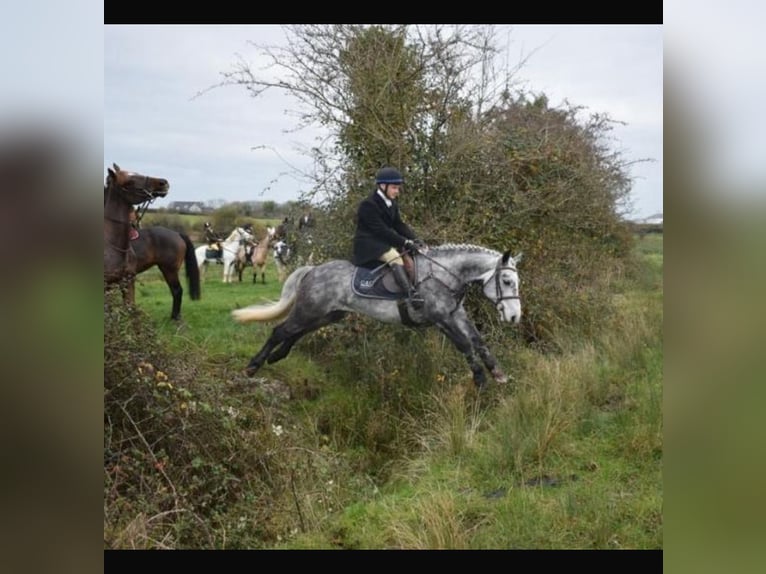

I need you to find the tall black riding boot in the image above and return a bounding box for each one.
[391,264,424,310]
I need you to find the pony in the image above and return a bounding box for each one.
[103,163,169,306]
[232,244,522,389]
[194,227,254,283]
[131,226,201,320]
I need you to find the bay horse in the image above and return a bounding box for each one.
[131,226,201,320]
[232,244,522,389]
[104,163,169,306]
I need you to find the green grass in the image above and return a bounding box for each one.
[134,260,284,362]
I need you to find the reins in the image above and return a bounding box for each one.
[411,247,520,310]
[406,248,468,301]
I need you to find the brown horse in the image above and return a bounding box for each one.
[104,163,169,306]
[131,226,201,320]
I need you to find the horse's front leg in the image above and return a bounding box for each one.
[119,275,137,314]
[451,307,508,384]
[435,318,488,389]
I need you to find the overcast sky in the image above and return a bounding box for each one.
[104,24,663,219]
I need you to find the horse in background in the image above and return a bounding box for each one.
[131,226,201,320]
[239,227,276,283]
[195,226,254,283]
[104,163,169,306]
[272,239,291,282]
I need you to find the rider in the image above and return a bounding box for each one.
[272,217,289,242]
[242,223,255,258]
[203,221,223,252]
[352,166,428,310]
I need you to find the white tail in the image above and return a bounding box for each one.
[231,266,313,323]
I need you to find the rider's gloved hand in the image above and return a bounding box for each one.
[405,238,428,253]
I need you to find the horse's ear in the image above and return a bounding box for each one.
[112,162,121,172]
[501,250,512,265]
[513,252,523,264]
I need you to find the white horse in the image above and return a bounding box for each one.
[195,226,254,283]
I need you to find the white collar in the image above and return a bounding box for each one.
[376,189,392,208]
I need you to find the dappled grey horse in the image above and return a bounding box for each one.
[232,244,522,389]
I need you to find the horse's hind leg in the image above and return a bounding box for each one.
[245,311,347,376]
[266,311,347,364]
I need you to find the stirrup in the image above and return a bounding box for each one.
[409,290,425,310]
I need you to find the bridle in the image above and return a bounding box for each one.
[483,264,521,305]
[103,177,161,253]
[103,177,160,225]
[406,248,520,311]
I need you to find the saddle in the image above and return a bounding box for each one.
[351,254,417,300]
[205,244,223,260]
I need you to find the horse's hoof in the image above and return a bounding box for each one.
[245,363,261,377]
[491,369,508,384]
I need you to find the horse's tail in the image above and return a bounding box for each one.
[181,233,201,300]
[232,265,313,323]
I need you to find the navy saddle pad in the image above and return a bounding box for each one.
[351,266,407,300]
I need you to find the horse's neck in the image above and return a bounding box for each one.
[103,196,131,249]
[426,248,498,283]
[223,230,244,245]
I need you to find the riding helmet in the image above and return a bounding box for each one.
[375,167,404,185]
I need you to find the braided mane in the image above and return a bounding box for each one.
[430,243,501,257]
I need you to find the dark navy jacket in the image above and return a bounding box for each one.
[352,190,417,266]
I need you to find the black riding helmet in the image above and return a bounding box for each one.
[375,166,404,185]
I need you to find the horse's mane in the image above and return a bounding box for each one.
[430,243,501,257]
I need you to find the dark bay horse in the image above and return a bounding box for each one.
[232,244,522,389]
[131,226,201,320]
[104,163,169,306]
